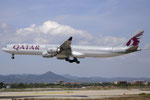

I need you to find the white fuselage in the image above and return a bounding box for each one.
[2,44,129,58]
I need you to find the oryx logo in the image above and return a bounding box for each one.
[126,31,143,46]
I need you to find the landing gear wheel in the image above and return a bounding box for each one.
[11,54,15,59]
[76,61,80,64]
[65,58,69,61]
[66,57,80,64]
[69,61,73,63]
[11,57,15,59]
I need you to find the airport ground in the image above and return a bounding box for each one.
[0,88,150,100]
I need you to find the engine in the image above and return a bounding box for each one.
[47,48,60,54]
[42,48,60,58]
[42,51,55,58]
[47,48,56,54]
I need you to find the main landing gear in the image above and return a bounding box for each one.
[11,54,15,59]
[65,57,80,64]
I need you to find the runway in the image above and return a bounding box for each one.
[0,89,150,99]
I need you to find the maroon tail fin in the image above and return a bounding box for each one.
[126,30,144,47]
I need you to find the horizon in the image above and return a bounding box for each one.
[1,71,150,79]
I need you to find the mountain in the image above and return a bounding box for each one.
[0,71,150,83]
[0,71,72,83]
[62,74,80,80]
[74,77,150,83]
[62,75,150,83]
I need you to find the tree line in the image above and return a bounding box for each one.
[0,82,150,89]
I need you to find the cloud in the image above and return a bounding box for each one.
[0,23,22,45]
[0,20,126,46]
[34,37,48,44]
[17,21,92,38]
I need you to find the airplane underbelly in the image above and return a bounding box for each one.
[84,52,124,58]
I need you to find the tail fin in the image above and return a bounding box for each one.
[126,29,144,47]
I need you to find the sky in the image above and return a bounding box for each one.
[0,0,150,78]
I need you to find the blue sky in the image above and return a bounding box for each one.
[0,0,150,77]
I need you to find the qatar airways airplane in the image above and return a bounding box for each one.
[2,29,144,64]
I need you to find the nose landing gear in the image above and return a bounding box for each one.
[11,54,15,59]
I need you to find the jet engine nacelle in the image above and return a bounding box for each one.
[47,47,60,54]
[47,48,57,54]
[42,51,54,58]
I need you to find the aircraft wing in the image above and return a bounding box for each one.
[57,37,72,57]
[60,37,72,50]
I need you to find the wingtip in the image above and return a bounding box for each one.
[68,37,72,41]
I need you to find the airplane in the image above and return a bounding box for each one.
[2,29,144,64]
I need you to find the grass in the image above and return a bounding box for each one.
[139,93,150,96]
[14,96,150,100]
[12,94,150,100]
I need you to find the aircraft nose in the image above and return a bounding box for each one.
[2,46,7,52]
[2,47,5,51]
